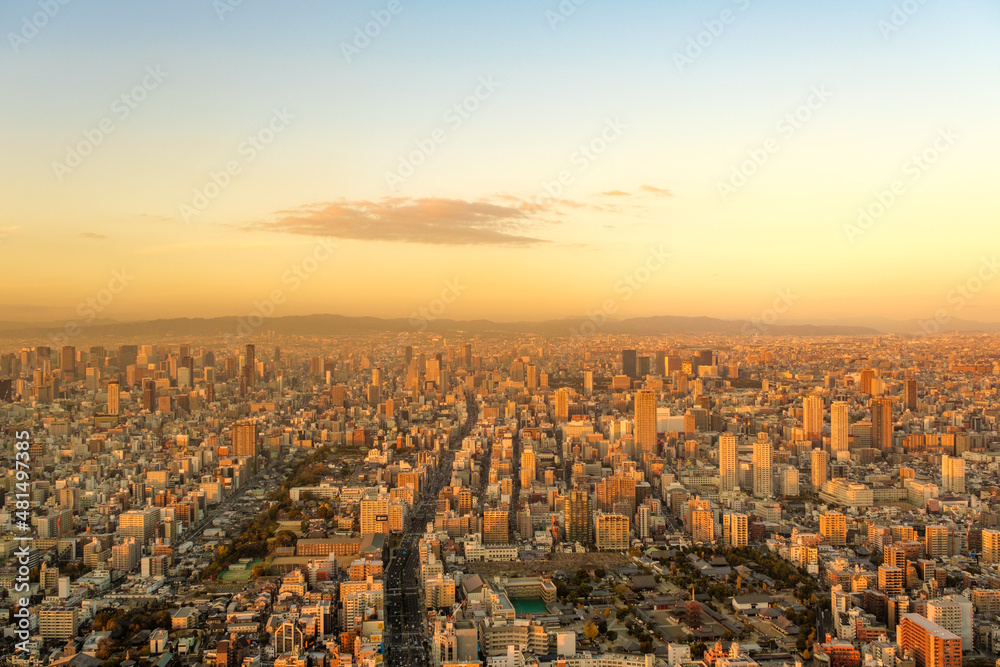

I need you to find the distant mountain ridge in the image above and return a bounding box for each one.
[1,313,998,342]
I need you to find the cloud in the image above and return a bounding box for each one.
[639,185,673,196]
[80,232,107,239]
[599,190,631,196]
[251,197,552,246]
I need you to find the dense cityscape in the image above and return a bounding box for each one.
[1,333,999,667]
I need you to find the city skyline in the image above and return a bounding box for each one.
[2,1,999,323]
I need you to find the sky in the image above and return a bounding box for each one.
[2,0,999,325]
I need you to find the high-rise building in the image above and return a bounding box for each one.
[898,613,962,667]
[820,512,847,546]
[983,529,1000,564]
[691,509,714,543]
[622,349,637,380]
[831,401,849,454]
[118,508,160,545]
[860,368,875,394]
[752,434,772,499]
[244,344,255,388]
[483,509,509,545]
[635,389,657,453]
[520,445,536,488]
[878,564,904,596]
[553,388,569,423]
[719,433,738,493]
[361,499,390,535]
[926,595,973,650]
[941,455,965,494]
[723,513,748,547]
[595,512,629,551]
[781,466,799,497]
[904,378,918,411]
[583,370,593,395]
[803,395,823,440]
[925,524,950,559]
[811,449,828,489]
[107,379,120,415]
[232,422,258,458]
[871,397,893,453]
[564,489,593,545]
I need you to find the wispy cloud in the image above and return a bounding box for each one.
[80,232,107,239]
[250,197,553,246]
[639,185,673,196]
[599,190,631,196]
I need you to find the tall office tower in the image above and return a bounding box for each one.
[982,529,1000,564]
[232,422,258,458]
[483,509,509,545]
[719,433,738,492]
[526,364,537,390]
[622,349,637,379]
[871,397,893,453]
[898,614,962,667]
[553,388,569,423]
[803,394,824,440]
[904,378,918,411]
[360,499,390,535]
[119,345,138,371]
[752,434,773,498]
[595,513,630,551]
[564,489,593,545]
[860,368,875,394]
[107,380,120,415]
[666,354,682,373]
[831,401,849,455]
[426,358,441,386]
[371,367,382,387]
[634,389,657,453]
[142,379,154,411]
[520,445,536,488]
[696,349,713,371]
[636,505,651,539]
[462,343,472,367]
[926,595,973,650]
[273,346,281,364]
[404,345,413,366]
[244,344,255,388]
[723,513,748,547]
[925,524,950,559]
[655,350,667,376]
[941,455,966,494]
[583,370,593,395]
[61,346,75,379]
[820,512,847,546]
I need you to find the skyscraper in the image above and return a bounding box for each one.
[941,455,965,494]
[719,433,738,493]
[107,380,119,415]
[634,389,657,453]
[871,397,893,453]
[244,344,255,388]
[860,368,875,394]
[553,388,569,423]
[723,513,748,547]
[752,434,772,498]
[564,489,593,545]
[811,448,828,489]
[831,401,849,455]
[232,422,258,458]
[61,346,75,379]
[898,614,962,667]
[622,349,637,379]
[904,378,918,411]
[803,394,823,441]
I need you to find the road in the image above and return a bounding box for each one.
[384,390,477,667]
